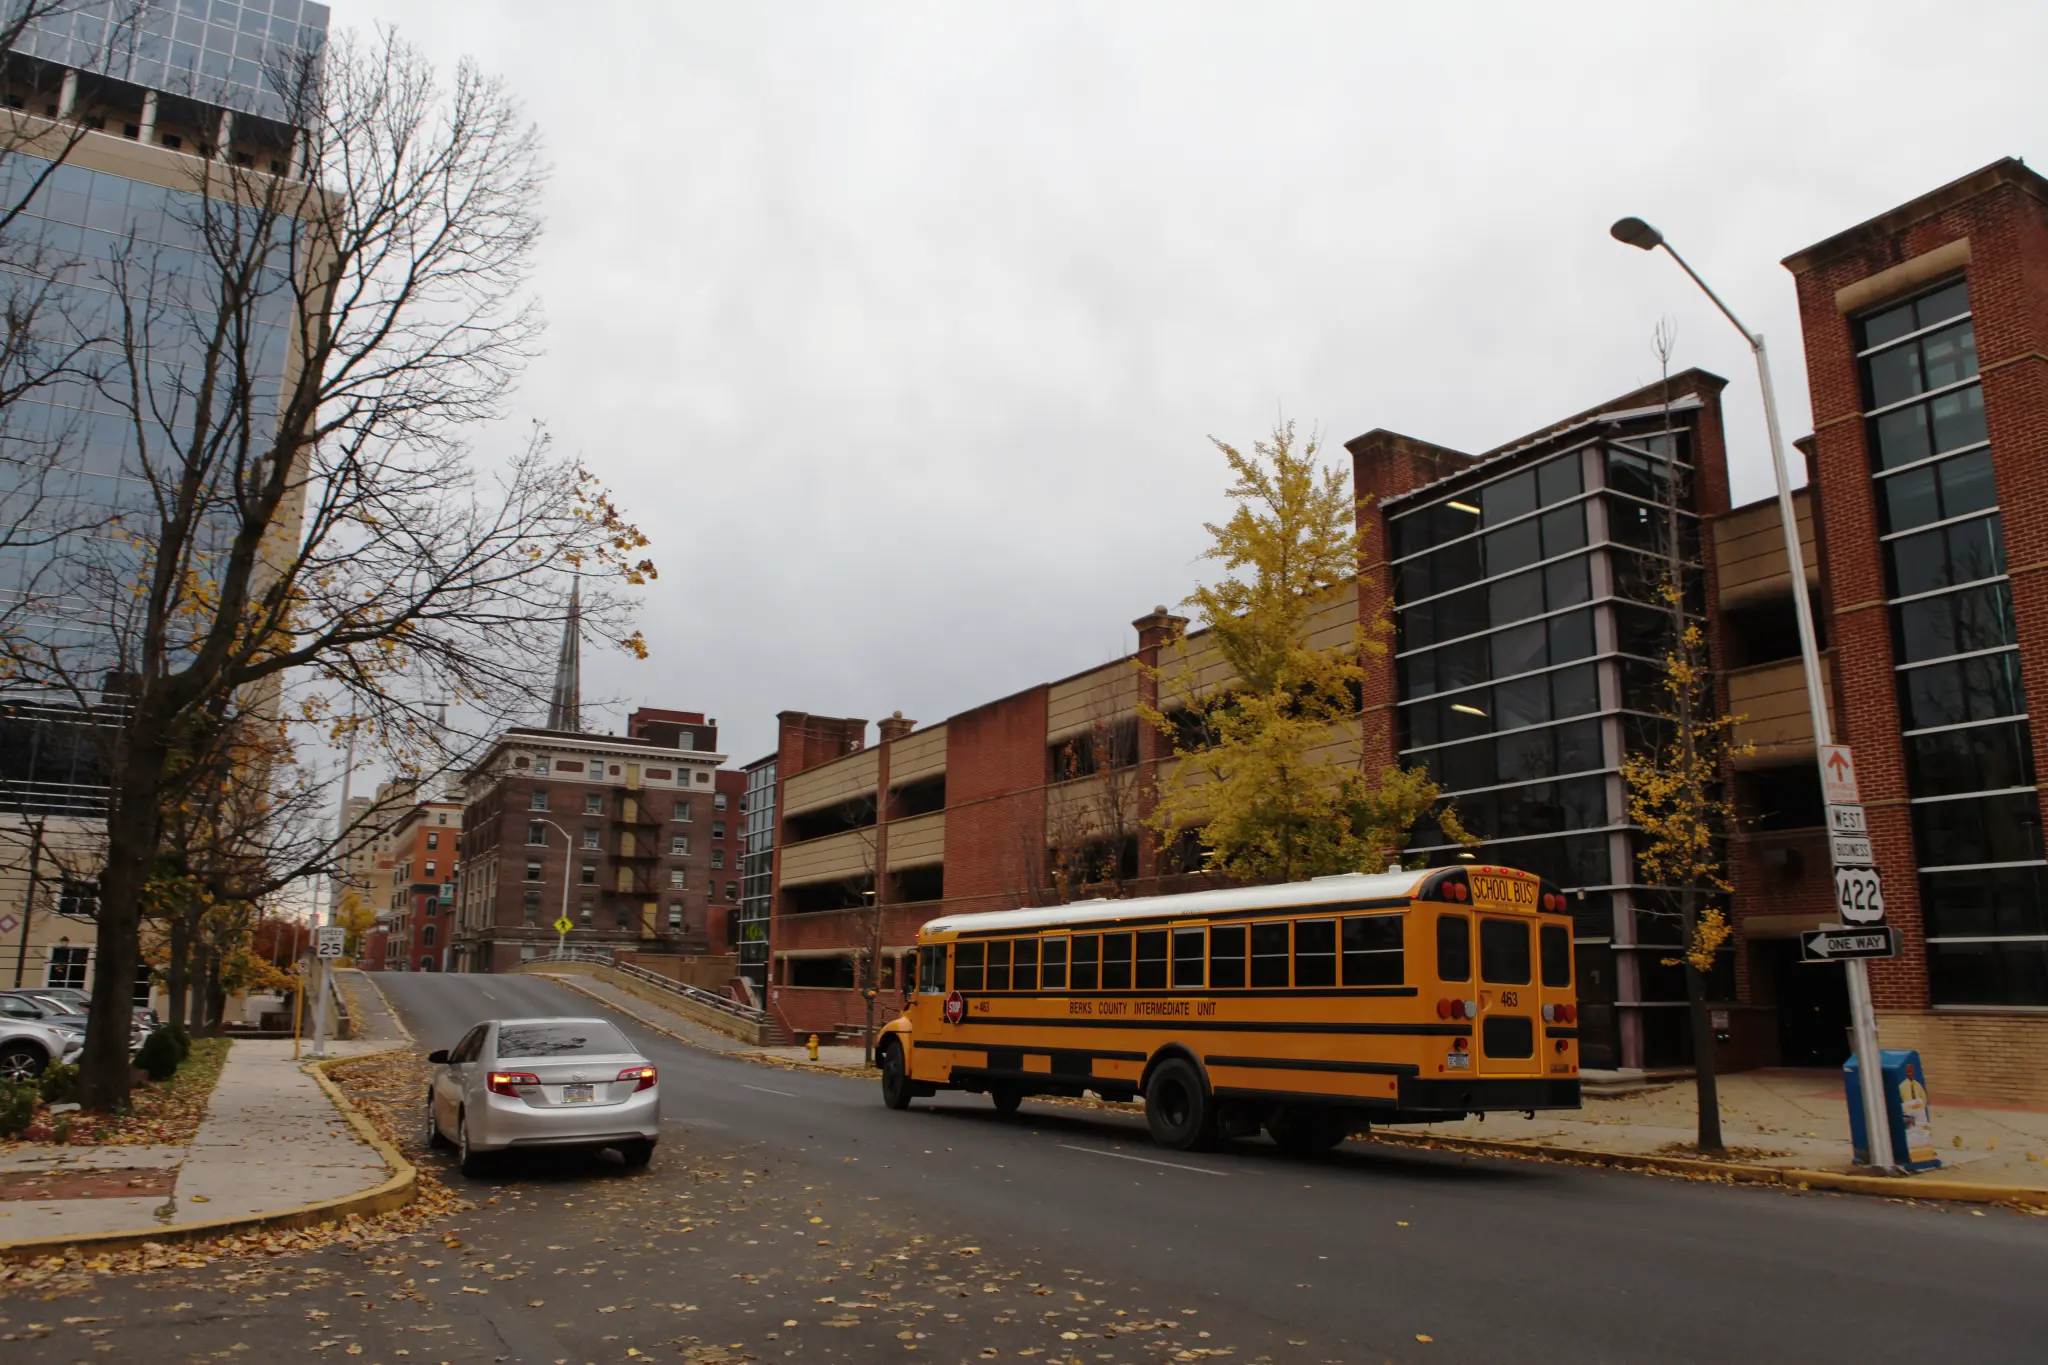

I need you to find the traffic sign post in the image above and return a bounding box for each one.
[312,925,345,1059]
[1802,926,1897,962]
[554,915,573,957]
[1819,745,1860,805]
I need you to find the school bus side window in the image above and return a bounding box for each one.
[1540,923,1572,988]
[1135,930,1169,989]
[987,939,1013,990]
[1042,936,1069,990]
[1209,925,1247,987]
[1072,934,1100,990]
[1171,927,1205,988]
[1342,914,1403,986]
[1102,932,1134,990]
[919,944,945,992]
[1014,936,1039,991]
[1480,919,1531,985]
[1437,914,1471,982]
[955,941,985,991]
[1250,922,1289,987]
[1294,919,1337,987]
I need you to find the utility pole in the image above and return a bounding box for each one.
[12,816,44,988]
[1611,216,1897,1172]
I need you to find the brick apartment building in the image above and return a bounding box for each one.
[757,159,2048,1103]
[378,796,463,972]
[449,708,746,973]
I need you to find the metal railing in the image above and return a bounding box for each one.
[534,947,766,1023]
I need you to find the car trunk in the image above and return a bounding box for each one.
[496,1052,646,1107]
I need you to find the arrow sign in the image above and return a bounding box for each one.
[1802,926,1897,962]
[1819,744,1860,805]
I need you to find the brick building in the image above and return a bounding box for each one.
[379,796,463,972]
[759,159,2048,1102]
[449,708,744,973]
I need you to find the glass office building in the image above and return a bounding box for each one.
[1387,401,1711,1067]
[0,2,325,816]
[1854,279,2046,1006]
[738,756,776,993]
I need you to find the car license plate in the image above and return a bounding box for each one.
[562,1083,594,1103]
[1446,1052,1471,1070]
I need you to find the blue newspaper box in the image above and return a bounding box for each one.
[1843,1049,1941,1172]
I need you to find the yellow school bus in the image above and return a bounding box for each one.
[876,864,1581,1151]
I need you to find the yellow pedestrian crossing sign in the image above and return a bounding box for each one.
[553,916,574,935]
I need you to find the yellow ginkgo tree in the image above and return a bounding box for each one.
[1143,420,1469,885]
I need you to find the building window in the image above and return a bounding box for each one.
[726,881,739,901]
[668,903,684,930]
[530,790,549,811]
[422,924,436,947]
[712,849,724,868]
[586,756,606,779]
[671,834,690,855]
[527,822,546,845]
[617,903,634,929]
[714,792,728,811]
[585,793,603,814]
[580,863,597,885]
[46,945,89,989]
[525,860,542,882]
[579,901,593,924]
[675,800,692,822]
[57,878,98,920]
[696,771,710,785]
[582,827,601,849]
[522,892,540,925]
[427,832,439,849]
[712,821,726,840]
[533,755,550,775]
[1857,279,2047,1006]
[670,868,686,888]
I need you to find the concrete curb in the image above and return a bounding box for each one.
[542,974,875,1079]
[0,1049,420,1263]
[1368,1130,2048,1207]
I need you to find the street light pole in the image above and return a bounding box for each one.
[1610,217,1896,1173]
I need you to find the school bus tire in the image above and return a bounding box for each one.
[1144,1055,1219,1151]
[1267,1104,1351,1155]
[879,1038,915,1110]
[989,1083,1026,1115]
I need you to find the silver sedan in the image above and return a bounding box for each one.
[426,1016,660,1175]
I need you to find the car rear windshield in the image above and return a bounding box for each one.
[496,1022,631,1058]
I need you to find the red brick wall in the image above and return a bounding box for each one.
[1785,162,2048,1012]
[942,686,1050,908]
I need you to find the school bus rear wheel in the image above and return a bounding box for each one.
[989,1083,1026,1115]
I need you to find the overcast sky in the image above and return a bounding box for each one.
[342,0,2048,770]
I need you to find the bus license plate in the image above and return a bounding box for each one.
[1446,1053,1470,1070]
[562,1083,594,1103]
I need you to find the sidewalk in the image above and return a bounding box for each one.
[533,971,874,1070]
[1379,1067,2048,1190]
[0,1039,398,1249]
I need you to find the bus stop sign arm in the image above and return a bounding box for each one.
[1609,216,1896,1174]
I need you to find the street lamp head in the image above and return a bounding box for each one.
[1610,216,1664,251]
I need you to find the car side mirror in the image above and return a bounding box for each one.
[426,1049,450,1064]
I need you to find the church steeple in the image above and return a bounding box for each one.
[546,575,581,732]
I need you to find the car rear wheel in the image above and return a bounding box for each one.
[457,1109,492,1177]
[879,1040,914,1110]
[426,1091,452,1149]
[1144,1057,1217,1151]
[0,1042,47,1081]
[618,1139,654,1168]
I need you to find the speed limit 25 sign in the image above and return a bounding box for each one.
[1833,866,1886,925]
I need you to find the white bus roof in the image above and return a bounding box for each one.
[919,869,1438,938]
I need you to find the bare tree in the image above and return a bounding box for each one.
[1047,666,1143,902]
[0,30,654,1110]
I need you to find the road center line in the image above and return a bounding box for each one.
[1056,1143,1229,1176]
[740,1083,799,1097]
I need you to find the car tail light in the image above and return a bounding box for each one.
[487,1071,538,1096]
[617,1065,657,1092]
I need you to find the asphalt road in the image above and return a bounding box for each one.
[6,970,2045,1364]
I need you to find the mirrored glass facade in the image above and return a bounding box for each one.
[739,757,776,991]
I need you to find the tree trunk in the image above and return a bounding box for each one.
[206,953,226,1033]
[1683,888,1724,1155]
[166,913,190,1033]
[78,749,167,1110]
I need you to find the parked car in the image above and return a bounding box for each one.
[0,992,147,1052]
[426,1017,659,1176]
[33,987,159,1033]
[0,1015,84,1080]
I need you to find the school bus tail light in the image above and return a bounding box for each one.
[1542,1003,1577,1024]
[1437,997,1479,1020]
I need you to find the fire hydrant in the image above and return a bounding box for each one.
[807,1033,820,1061]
